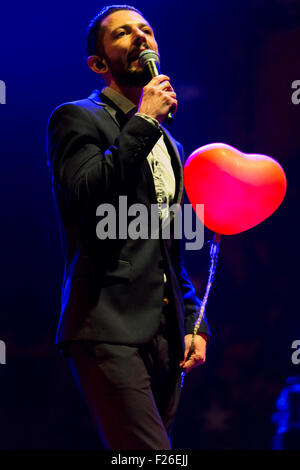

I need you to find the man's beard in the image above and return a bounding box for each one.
[105,55,150,87]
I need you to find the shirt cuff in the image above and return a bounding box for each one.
[134,112,160,128]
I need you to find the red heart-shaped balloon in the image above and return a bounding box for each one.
[184,143,287,235]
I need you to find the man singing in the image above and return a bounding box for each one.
[47,5,211,450]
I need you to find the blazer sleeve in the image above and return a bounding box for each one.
[47,103,162,218]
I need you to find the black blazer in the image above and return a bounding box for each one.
[47,89,211,359]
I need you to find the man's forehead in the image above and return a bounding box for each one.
[102,9,151,31]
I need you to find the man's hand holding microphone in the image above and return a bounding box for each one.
[137,50,177,124]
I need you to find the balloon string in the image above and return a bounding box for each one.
[181,232,221,388]
[193,232,220,336]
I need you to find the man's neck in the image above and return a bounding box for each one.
[108,80,143,106]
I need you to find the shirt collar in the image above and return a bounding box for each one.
[101,86,137,116]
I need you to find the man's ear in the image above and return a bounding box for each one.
[87,55,108,74]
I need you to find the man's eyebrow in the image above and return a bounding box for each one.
[111,23,153,35]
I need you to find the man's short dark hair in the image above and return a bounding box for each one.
[86,5,143,58]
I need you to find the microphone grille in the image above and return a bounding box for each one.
[138,49,160,67]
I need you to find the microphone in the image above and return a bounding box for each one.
[138,49,174,124]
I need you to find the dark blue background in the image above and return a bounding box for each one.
[0,0,299,449]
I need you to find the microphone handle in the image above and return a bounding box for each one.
[145,60,174,124]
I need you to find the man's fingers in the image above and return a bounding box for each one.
[179,344,192,368]
[179,348,193,369]
[182,354,205,373]
[151,74,170,84]
[150,75,175,92]
[179,350,188,367]
[158,82,174,93]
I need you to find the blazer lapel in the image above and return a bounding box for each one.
[89,89,128,129]
[161,126,184,207]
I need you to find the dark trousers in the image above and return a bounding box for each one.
[66,307,182,450]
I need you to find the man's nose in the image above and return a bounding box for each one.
[133,27,147,44]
